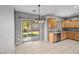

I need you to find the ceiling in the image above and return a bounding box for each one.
[14,5,79,18]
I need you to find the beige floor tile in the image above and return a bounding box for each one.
[16,40,79,54]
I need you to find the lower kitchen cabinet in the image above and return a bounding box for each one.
[61,32,67,40]
[61,32,79,41]
[68,32,74,39]
[73,32,79,40]
[48,32,57,43]
[65,32,71,39]
[48,32,79,43]
[66,32,74,39]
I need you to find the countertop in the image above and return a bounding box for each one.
[49,30,79,34]
[62,31,79,32]
[49,31,61,33]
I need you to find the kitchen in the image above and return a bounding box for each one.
[48,16,79,43]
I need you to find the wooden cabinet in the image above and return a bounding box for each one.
[61,32,67,40]
[76,21,79,28]
[73,32,79,40]
[70,21,75,28]
[48,32,57,43]
[71,20,79,28]
[49,32,79,42]
[48,18,57,29]
[69,32,74,39]
[61,32,79,41]
[61,20,65,28]
[61,20,71,28]
[65,20,71,28]
[61,32,72,40]
[61,20,79,28]
[66,32,75,39]
[61,20,79,41]
[65,32,70,39]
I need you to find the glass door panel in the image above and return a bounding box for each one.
[22,20,32,42]
[31,20,40,41]
[22,19,40,42]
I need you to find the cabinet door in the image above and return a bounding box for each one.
[77,21,79,28]
[65,32,73,39]
[65,20,71,28]
[48,18,57,29]
[61,20,65,28]
[48,32,54,43]
[61,32,67,40]
[70,20,79,28]
[75,21,79,28]
[69,32,74,39]
[71,20,76,28]
[61,20,71,28]
[74,32,79,40]
[65,32,70,39]
[62,20,79,28]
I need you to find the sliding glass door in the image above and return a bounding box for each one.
[22,20,32,42]
[31,20,40,41]
[22,19,40,42]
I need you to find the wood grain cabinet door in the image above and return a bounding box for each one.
[70,20,75,28]
[65,32,73,39]
[70,20,79,28]
[72,21,78,28]
[65,32,70,39]
[61,33,64,40]
[61,20,65,28]
[61,32,67,40]
[48,18,57,29]
[62,20,79,28]
[65,20,71,28]
[75,21,79,28]
[77,33,79,40]
[74,32,79,40]
[61,20,71,28]
[69,32,74,39]
[48,32,55,43]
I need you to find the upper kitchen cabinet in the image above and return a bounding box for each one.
[61,20,71,28]
[71,20,79,28]
[61,20,79,28]
[48,18,57,29]
[61,20,65,28]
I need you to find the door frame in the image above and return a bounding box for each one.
[21,18,40,43]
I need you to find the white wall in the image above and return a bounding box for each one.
[0,6,15,53]
[15,15,21,45]
[44,17,48,41]
[40,23,44,41]
[67,16,79,20]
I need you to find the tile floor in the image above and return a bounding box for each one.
[16,39,79,54]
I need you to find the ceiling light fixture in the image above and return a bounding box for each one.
[35,5,45,23]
